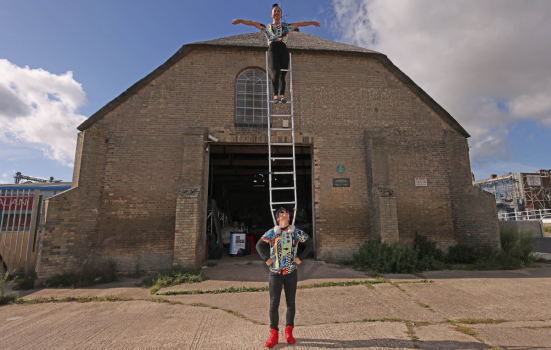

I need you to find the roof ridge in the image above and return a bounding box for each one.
[192,31,383,55]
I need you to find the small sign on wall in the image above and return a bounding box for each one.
[415,177,427,186]
[333,178,350,187]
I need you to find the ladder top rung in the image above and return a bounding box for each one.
[270,128,293,131]
[271,201,296,205]
[271,187,295,190]
[273,171,294,175]
[270,143,293,146]
[271,157,294,160]
[280,69,290,71]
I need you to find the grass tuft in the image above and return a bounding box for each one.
[0,271,18,305]
[458,318,507,324]
[141,266,204,294]
[17,295,132,304]
[454,325,477,337]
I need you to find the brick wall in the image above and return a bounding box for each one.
[36,45,500,277]
[36,126,108,280]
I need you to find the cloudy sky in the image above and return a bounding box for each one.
[1,0,549,184]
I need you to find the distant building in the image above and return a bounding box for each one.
[473,170,551,214]
[0,182,72,199]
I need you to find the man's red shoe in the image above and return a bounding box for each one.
[265,329,279,348]
[285,326,296,344]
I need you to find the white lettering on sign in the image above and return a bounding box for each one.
[0,197,33,210]
[415,178,427,187]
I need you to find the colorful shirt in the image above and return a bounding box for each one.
[260,22,295,45]
[261,226,309,275]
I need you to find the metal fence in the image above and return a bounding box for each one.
[0,189,41,276]
[498,208,551,221]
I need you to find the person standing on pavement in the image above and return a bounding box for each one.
[256,207,313,348]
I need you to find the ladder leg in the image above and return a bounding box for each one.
[267,51,298,227]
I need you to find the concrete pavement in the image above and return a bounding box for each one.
[2,261,551,349]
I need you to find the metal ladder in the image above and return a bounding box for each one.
[266,52,297,226]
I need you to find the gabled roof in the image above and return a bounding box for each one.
[77,32,469,137]
[194,31,382,55]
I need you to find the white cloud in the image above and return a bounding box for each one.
[2,173,6,178]
[331,0,551,162]
[0,59,87,166]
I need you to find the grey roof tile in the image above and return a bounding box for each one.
[193,31,383,55]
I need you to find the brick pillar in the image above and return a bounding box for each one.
[173,127,208,267]
[365,131,399,242]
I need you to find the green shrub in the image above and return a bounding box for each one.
[141,266,204,293]
[0,272,18,305]
[413,235,446,270]
[13,272,36,291]
[46,259,117,288]
[500,226,534,262]
[352,225,536,274]
[353,238,418,274]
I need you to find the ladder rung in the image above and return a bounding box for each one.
[271,187,295,190]
[273,172,294,175]
[270,114,292,117]
[270,128,293,131]
[270,143,293,146]
[271,157,294,160]
[280,69,290,72]
[271,201,295,205]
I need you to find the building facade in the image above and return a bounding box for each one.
[35,32,499,279]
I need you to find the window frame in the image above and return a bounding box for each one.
[234,68,270,128]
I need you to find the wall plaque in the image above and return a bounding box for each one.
[415,177,427,186]
[333,178,350,187]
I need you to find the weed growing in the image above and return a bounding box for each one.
[13,272,36,291]
[352,227,536,274]
[158,280,385,296]
[141,266,204,294]
[16,295,132,305]
[458,318,507,324]
[0,272,18,305]
[45,259,117,288]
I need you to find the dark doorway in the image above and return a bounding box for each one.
[207,144,313,258]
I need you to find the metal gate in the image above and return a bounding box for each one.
[0,189,42,276]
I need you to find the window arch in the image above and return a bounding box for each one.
[235,69,269,126]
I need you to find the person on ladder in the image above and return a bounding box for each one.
[232,3,320,104]
[256,207,313,347]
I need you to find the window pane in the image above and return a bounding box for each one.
[235,69,268,125]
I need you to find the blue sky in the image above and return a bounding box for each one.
[1,0,550,184]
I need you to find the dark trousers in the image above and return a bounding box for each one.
[269,270,297,331]
[267,42,289,96]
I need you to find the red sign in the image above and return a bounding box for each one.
[0,196,34,210]
[525,205,534,211]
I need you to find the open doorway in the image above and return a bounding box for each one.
[206,144,313,261]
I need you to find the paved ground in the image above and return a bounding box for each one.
[533,237,551,254]
[2,259,551,349]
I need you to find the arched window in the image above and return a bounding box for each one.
[235,69,269,126]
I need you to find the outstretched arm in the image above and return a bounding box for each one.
[232,19,264,30]
[292,21,321,31]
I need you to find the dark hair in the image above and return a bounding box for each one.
[275,207,289,219]
[272,3,279,9]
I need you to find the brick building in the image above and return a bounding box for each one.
[35,32,499,279]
